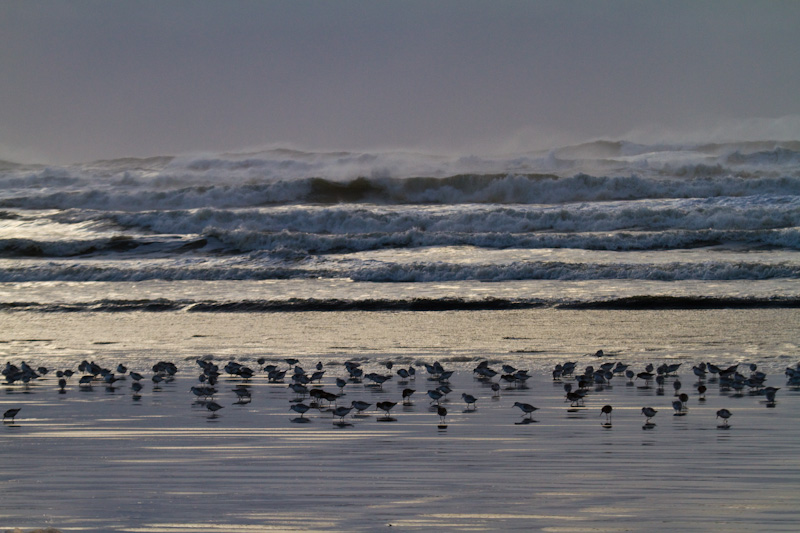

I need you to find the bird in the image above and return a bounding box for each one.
[462,393,478,410]
[402,388,415,405]
[290,403,311,419]
[764,387,780,406]
[350,400,371,415]
[641,407,658,424]
[376,401,397,418]
[513,402,538,420]
[3,408,21,422]
[58,377,67,392]
[716,408,732,427]
[205,402,223,415]
[600,404,613,423]
[491,382,501,397]
[232,385,251,403]
[672,399,686,415]
[437,406,447,424]
[697,384,707,401]
[427,389,444,405]
[332,406,352,423]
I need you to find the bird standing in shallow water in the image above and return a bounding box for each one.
[332,406,352,424]
[641,407,658,424]
[402,388,415,405]
[697,384,707,401]
[462,393,477,410]
[290,403,311,419]
[716,408,732,427]
[350,400,371,415]
[764,387,779,406]
[600,405,613,424]
[438,406,447,424]
[376,401,397,419]
[513,402,538,420]
[3,408,20,422]
[205,402,223,416]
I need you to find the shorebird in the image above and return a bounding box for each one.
[402,388,416,405]
[438,406,447,424]
[641,407,658,424]
[205,401,223,415]
[191,385,216,401]
[376,401,397,418]
[350,400,371,415]
[427,389,444,405]
[765,387,780,406]
[716,408,732,427]
[491,382,501,397]
[58,377,67,392]
[336,377,348,394]
[232,385,251,403]
[3,408,20,422]
[600,404,613,423]
[332,406,352,423]
[513,402,538,420]
[461,393,477,410]
[290,402,311,419]
[697,384,707,401]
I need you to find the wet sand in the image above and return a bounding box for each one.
[2,359,799,532]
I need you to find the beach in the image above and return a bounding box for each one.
[2,308,800,532]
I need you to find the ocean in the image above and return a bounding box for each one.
[1,139,799,314]
[2,140,800,531]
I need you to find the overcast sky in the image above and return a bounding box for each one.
[1,1,799,164]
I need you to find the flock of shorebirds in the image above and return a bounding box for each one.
[3,353,797,430]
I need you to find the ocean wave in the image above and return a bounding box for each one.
[3,226,798,259]
[2,295,797,313]
[66,194,800,237]
[1,173,798,209]
[0,236,209,258]
[1,259,797,283]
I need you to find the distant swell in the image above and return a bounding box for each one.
[2,173,800,210]
[1,260,798,282]
[3,296,798,313]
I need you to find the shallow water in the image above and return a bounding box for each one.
[2,309,799,532]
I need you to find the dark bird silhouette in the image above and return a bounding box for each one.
[600,404,613,423]
[402,388,416,405]
[3,408,21,422]
[641,407,658,424]
[205,402,223,415]
[716,408,732,427]
[438,406,447,424]
[513,402,538,420]
[376,401,397,418]
[461,393,478,410]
